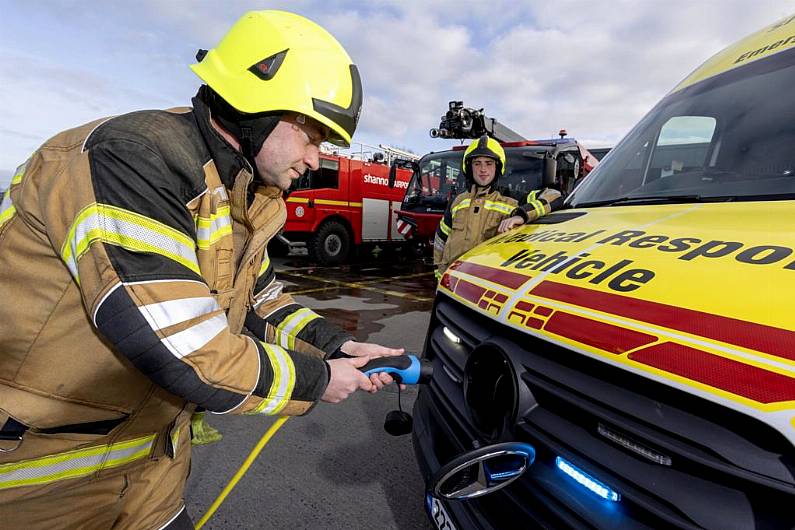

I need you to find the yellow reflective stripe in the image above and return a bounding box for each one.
[275,307,321,350]
[170,427,180,457]
[11,159,28,186]
[526,190,539,203]
[195,205,232,250]
[0,434,156,490]
[61,203,199,283]
[0,159,28,228]
[249,344,296,415]
[483,200,514,215]
[529,199,545,218]
[258,253,271,278]
[286,198,362,207]
[451,199,471,217]
[315,199,360,207]
[439,220,451,236]
[0,193,15,227]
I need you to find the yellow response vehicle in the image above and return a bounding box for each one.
[413,14,795,530]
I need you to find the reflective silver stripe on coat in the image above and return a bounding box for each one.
[0,434,156,490]
[529,199,545,218]
[0,191,15,227]
[61,203,199,282]
[248,343,295,415]
[0,159,27,227]
[138,297,220,331]
[483,200,515,215]
[196,205,232,250]
[161,314,228,359]
[275,308,321,350]
[451,199,471,217]
[434,233,446,253]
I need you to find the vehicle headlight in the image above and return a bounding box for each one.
[443,326,461,344]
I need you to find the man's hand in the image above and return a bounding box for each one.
[340,340,405,391]
[498,215,525,233]
[321,357,373,403]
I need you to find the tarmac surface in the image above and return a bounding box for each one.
[186,250,438,529]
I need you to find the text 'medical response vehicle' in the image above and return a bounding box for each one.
[413,13,795,530]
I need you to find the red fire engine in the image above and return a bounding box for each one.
[275,145,417,265]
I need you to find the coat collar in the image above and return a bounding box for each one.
[191,95,252,190]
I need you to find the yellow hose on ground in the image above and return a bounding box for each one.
[195,416,290,529]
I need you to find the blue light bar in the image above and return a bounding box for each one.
[556,457,620,502]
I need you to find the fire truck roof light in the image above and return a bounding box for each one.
[556,457,620,502]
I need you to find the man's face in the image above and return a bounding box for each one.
[255,113,329,191]
[471,156,497,187]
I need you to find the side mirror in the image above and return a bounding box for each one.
[389,160,420,188]
[543,154,558,188]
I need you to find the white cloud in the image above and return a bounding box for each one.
[1,0,793,172]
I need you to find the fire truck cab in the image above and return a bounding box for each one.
[278,147,416,265]
[396,137,599,252]
[393,102,600,253]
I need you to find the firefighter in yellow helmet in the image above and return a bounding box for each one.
[433,135,563,280]
[0,11,402,529]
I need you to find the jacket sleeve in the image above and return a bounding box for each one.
[433,199,455,279]
[512,188,563,223]
[57,138,328,417]
[244,250,355,359]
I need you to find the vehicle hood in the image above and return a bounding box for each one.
[438,202,795,444]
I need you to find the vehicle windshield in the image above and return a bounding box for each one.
[402,147,547,212]
[568,47,795,208]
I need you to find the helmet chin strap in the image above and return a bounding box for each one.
[199,86,281,182]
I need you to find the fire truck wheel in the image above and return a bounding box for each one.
[309,221,350,265]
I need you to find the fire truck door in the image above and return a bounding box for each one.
[362,198,389,240]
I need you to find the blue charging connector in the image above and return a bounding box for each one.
[359,354,433,385]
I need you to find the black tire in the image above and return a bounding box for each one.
[308,221,350,265]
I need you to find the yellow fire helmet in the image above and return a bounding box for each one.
[463,135,507,179]
[190,10,362,147]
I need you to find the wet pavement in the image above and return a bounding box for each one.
[186,252,438,529]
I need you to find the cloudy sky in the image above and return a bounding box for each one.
[1,0,793,186]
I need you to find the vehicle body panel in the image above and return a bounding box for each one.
[438,203,795,445]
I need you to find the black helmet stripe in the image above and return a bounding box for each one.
[312,65,362,138]
[466,136,501,162]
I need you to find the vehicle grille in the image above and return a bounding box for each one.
[423,293,795,529]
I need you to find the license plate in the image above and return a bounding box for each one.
[429,496,458,530]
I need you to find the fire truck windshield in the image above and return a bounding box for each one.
[402,147,547,213]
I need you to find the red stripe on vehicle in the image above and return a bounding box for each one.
[532,280,795,361]
[544,312,657,354]
[449,262,532,289]
[440,273,458,292]
[629,343,795,404]
[453,279,487,306]
[516,301,535,312]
